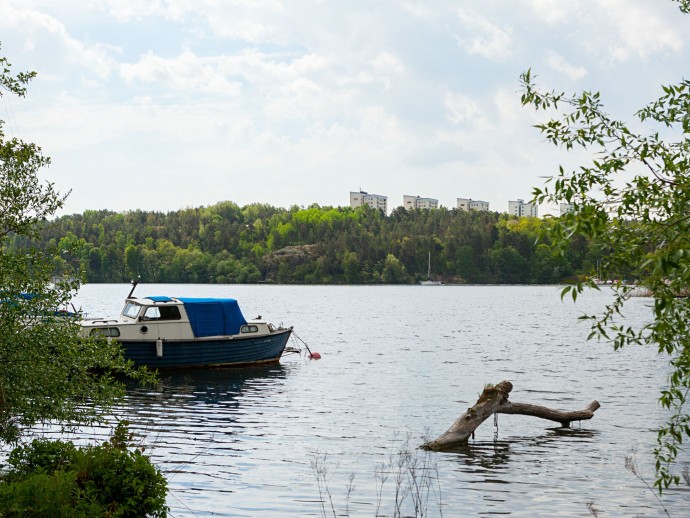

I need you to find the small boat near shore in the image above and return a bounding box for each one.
[80,284,292,369]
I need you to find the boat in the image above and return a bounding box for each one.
[420,251,443,286]
[80,285,292,369]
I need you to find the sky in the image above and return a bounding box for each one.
[0,0,688,216]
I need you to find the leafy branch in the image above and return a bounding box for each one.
[521,43,690,491]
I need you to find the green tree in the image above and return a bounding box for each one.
[382,254,410,283]
[124,243,144,279]
[531,243,570,284]
[0,48,150,443]
[342,250,360,283]
[24,184,598,285]
[520,0,690,490]
[488,245,528,284]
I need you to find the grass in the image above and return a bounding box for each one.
[311,435,443,518]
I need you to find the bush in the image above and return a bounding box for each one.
[4,438,78,482]
[0,470,103,517]
[0,422,168,517]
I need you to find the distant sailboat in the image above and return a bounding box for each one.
[420,251,443,286]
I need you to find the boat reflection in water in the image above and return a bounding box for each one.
[119,364,291,507]
[124,363,289,421]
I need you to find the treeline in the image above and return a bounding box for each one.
[11,201,601,284]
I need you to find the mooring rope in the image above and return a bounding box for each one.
[291,331,320,359]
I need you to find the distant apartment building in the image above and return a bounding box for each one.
[508,199,538,217]
[457,198,490,212]
[559,203,574,215]
[403,195,439,210]
[350,190,388,213]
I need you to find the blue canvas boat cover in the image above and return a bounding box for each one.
[178,297,248,337]
[146,296,173,302]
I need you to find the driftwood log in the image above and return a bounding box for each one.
[423,381,600,451]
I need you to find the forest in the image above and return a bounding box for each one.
[9,201,604,284]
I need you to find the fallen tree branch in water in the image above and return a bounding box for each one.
[422,380,600,452]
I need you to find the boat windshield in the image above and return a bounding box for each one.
[122,302,141,319]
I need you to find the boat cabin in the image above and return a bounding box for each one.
[81,296,274,342]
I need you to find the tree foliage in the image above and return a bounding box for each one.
[22,203,607,285]
[520,1,690,491]
[0,47,151,443]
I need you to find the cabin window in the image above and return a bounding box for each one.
[122,303,141,319]
[90,327,121,338]
[159,306,181,320]
[142,306,181,321]
[240,325,259,333]
[142,307,160,320]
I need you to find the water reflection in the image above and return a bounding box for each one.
[121,364,290,436]
[112,364,294,514]
[445,441,514,471]
[446,428,600,472]
[130,364,288,403]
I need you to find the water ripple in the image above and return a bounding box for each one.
[63,284,690,517]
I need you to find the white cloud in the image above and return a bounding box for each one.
[602,0,683,61]
[98,0,169,22]
[529,0,571,24]
[119,50,242,95]
[371,51,404,76]
[368,51,404,90]
[1,0,689,215]
[546,51,588,81]
[527,0,683,63]
[0,3,115,80]
[444,92,480,125]
[455,8,514,61]
[403,3,434,19]
[193,0,287,44]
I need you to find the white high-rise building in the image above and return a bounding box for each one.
[508,199,538,217]
[350,190,388,213]
[559,203,574,215]
[457,198,490,211]
[403,195,439,210]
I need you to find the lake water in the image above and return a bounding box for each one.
[65,284,689,516]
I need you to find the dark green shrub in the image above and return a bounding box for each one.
[0,422,168,517]
[73,422,168,517]
[4,438,77,482]
[0,470,102,517]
